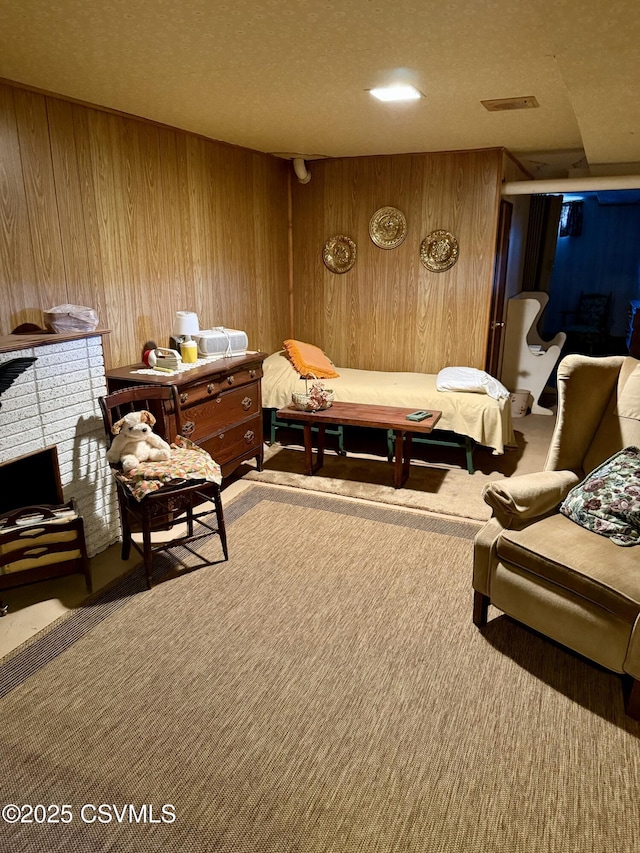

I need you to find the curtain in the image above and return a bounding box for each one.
[559,201,583,237]
[522,194,563,292]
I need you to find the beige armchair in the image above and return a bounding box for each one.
[473,354,640,717]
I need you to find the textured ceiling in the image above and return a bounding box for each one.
[1,0,639,178]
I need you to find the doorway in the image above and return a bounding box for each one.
[521,191,640,356]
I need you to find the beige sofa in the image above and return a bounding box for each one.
[473,354,640,717]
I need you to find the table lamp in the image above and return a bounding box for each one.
[173,311,199,345]
[172,311,200,364]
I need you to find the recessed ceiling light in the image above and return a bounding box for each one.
[369,85,422,103]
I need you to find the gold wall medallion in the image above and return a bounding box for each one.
[322,235,357,273]
[369,206,407,249]
[420,230,459,271]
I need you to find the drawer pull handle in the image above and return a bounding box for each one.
[244,430,255,444]
[218,433,225,440]
[207,383,215,394]
[180,392,189,404]
[226,375,235,385]
[241,396,252,411]
[182,421,195,437]
[249,369,256,378]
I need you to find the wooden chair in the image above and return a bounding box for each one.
[99,384,228,589]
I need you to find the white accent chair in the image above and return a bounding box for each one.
[501,292,566,415]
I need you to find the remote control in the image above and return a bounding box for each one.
[406,410,432,422]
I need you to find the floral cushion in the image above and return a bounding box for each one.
[115,436,222,502]
[560,447,640,546]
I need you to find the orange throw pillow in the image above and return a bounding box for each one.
[283,340,339,379]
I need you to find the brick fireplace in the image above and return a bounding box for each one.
[0,333,120,557]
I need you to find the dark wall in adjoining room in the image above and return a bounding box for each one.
[545,194,640,339]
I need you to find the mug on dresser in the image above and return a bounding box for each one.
[180,340,198,364]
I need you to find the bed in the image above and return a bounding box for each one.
[262,351,516,473]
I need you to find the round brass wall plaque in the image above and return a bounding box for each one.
[420,230,459,271]
[369,206,407,249]
[322,234,357,273]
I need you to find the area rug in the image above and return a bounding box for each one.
[244,444,495,520]
[241,415,555,522]
[2,484,639,853]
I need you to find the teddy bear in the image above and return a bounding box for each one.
[106,409,172,473]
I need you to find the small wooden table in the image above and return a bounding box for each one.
[276,402,442,489]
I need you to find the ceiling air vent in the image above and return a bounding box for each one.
[481,96,539,111]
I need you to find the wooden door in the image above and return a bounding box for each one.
[485,200,512,377]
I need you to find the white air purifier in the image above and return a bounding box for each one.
[194,328,249,359]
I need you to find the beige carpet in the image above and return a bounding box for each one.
[2,484,640,853]
[242,414,555,521]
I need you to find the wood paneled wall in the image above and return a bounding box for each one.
[291,150,504,373]
[1,80,513,374]
[0,83,290,368]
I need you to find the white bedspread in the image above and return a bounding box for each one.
[262,351,516,455]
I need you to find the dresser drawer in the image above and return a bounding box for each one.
[200,415,262,467]
[177,365,263,407]
[180,382,260,440]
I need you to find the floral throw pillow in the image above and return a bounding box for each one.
[560,446,640,546]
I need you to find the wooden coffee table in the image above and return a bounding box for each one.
[275,401,442,489]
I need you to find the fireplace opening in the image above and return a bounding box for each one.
[0,446,64,516]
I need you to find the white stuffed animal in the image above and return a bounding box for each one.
[106,410,172,473]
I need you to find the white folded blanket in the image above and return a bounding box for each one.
[436,367,510,400]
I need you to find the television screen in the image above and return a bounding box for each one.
[0,446,64,516]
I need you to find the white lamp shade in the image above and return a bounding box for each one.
[173,311,199,337]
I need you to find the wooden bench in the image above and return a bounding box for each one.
[276,402,442,489]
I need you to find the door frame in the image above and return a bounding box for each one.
[485,199,512,377]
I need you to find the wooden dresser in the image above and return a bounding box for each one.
[106,352,267,478]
